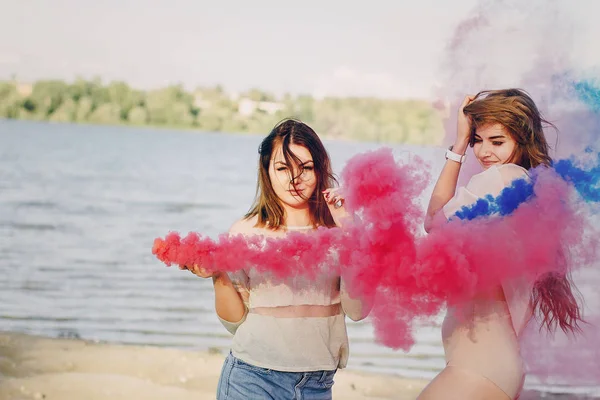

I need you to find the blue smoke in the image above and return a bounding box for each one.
[453,155,599,220]
[554,153,600,203]
[572,79,600,113]
[454,176,535,221]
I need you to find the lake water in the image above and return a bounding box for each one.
[1,119,598,398]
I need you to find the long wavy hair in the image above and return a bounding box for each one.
[245,118,337,230]
[463,89,584,334]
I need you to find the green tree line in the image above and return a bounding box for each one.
[0,78,445,144]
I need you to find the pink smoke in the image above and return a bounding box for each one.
[153,148,596,350]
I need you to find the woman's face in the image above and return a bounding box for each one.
[268,142,317,208]
[472,124,517,170]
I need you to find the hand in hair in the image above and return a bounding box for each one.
[456,95,476,150]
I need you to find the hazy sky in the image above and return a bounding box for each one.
[0,0,485,98]
[0,1,598,99]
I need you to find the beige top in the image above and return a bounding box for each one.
[442,163,534,336]
[219,234,368,372]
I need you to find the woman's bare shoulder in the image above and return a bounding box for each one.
[229,215,259,235]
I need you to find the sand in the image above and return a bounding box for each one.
[0,332,427,400]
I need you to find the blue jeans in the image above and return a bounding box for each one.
[216,352,336,400]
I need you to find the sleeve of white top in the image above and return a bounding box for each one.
[442,187,480,219]
[216,269,250,335]
[496,163,529,186]
[340,278,371,321]
[329,247,371,321]
[228,270,250,308]
[218,308,249,335]
[441,164,529,219]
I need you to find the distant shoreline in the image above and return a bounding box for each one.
[0,78,446,145]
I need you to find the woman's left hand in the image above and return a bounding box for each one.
[179,264,220,279]
[323,187,350,227]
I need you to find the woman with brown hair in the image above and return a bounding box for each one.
[419,89,583,400]
[183,119,369,399]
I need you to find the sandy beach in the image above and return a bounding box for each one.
[0,331,428,400]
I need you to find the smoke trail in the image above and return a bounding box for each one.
[153,149,599,349]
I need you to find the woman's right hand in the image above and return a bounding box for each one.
[456,95,475,146]
[179,264,218,279]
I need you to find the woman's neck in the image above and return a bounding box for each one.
[283,206,312,228]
